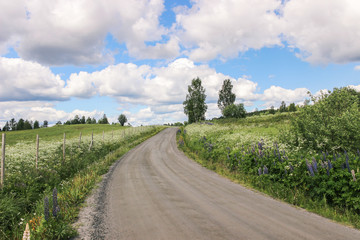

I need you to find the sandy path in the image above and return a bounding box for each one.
[75,128,360,240]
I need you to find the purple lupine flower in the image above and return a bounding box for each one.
[345,153,351,173]
[258,142,263,150]
[44,197,50,221]
[52,188,58,218]
[289,164,294,172]
[333,153,337,162]
[327,159,333,170]
[323,152,326,161]
[284,168,288,175]
[306,159,315,177]
[312,157,318,172]
[263,165,269,174]
[258,168,262,176]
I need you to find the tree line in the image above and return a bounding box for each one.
[183,77,299,123]
[1,114,128,131]
[1,118,48,131]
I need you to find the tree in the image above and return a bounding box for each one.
[17,118,25,130]
[287,87,360,152]
[81,116,86,124]
[24,120,32,130]
[279,101,287,113]
[98,114,109,124]
[34,120,40,129]
[55,121,61,126]
[118,114,127,126]
[183,77,208,123]
[288,103,297,112]
[86,117,92,124]
[218,79,236,115]
[91,118,97,124]
[2,121,10,131]
[269,106,276,114]
[71,115,80,124]
[223,103,246,118]
[9,118,17,130]
[43,120,48,128]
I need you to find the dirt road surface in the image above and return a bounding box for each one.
[77,128,360,240]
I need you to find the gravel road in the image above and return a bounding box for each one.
[75,128,360,240]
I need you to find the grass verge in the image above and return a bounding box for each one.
[6,126,165,239]
[177,132,360,230]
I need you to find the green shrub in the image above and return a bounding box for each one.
[285,87,360,152]
[223,103,246,118]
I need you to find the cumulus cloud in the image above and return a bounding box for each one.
[282,0,360,64]
[262,85,309,107]
[354,65,360,71]
[0,0,178,65]
[0,101,103,127]
[0,57,67,101]
[175,0,283,61]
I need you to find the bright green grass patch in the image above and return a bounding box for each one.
[1,124,128,146]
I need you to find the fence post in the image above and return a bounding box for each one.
[63,133,66,163]
[1,133,5,187]
[79,132,82,147]
[36,134,39,169]
[89,131,93,150]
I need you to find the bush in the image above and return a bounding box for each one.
[286,87,360,152]
[223,103,246,118]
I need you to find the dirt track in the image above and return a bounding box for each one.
[77,128,360,239]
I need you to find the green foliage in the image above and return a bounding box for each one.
[223,103,246,118]
[288,103,297,112]
[34,120,40,129]
[285,87,360,152]
[0,125,165,238]
[279,101,287,112]
[98,114,109,124]
[218,79,236,114]
[183,77,208,123]
[118,114,127,126]
[269,106,276,114]
[180,114,360,229]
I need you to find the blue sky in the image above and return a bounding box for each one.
[0,0,359,126]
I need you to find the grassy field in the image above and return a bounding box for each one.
[0,124,165,239]
[1,124,128,146]
[179,112,360,229]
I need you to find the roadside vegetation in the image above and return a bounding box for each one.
[0,124,165,239]
[179,84,360,229]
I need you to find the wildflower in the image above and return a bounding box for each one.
[345,153,351,174]
[312,157,318,172]
[306,159,315,177]
[44,197,49,221]
[263,165,269,174]
[351,170,356,181]
[258,168,262,176]
[53,188,59,218]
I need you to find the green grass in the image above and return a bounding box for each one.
[1,124,128,146]
[0,124,166,239]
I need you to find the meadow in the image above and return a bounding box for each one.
[0,124,165,239]
[178,112,360,229]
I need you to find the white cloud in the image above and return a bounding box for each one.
[354,65,360,71]
[261,85,309,107]
[0,0,178,65]
[282,0,360,64]
[0,101,103,127]
[175,0,283,61]
[0,57,67,101]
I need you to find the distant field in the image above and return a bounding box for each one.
[1,124,129,146]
